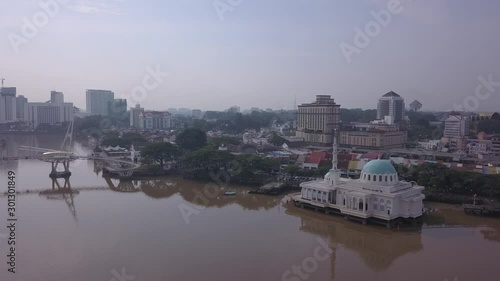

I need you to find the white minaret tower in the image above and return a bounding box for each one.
[332,129,338,170]
[330,129,341,187]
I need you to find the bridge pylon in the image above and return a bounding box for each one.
[49,159,72,178]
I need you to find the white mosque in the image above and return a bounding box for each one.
[292,132,425,227]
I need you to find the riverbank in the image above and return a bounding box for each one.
[103,165,176,179]
[0,131,66,135]
[105,163,500,207]
[423,190,499,205]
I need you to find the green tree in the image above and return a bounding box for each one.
[141,142,180,166]
[192,119,217,132]
[176,128,208,151]
[284,164,300,176]
[101,132,148,148]
[180,147,234,172]
[477,119,500,134]
[316,166,330,176]
[101,137,131,147]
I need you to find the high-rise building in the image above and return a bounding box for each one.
[377,91,405,123]
[16,95,28,120]
[50,91,64,104]
[296,95,341,145]
[108,99,127,119]
[0,87,17,124]
[192,109,203,119]
[24,102,74,129]
[409,100,422,112]
[340,122,407,150]
[490,135,500,154]
[130,104,144,127]
[228,106,240,113]
[444,113,469,138]
[442,112,470,151]
[23,91,74,129]
[86,89,114,115]
[139,111,173,130]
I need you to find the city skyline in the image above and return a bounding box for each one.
[1,0,500,112]
[3,84,500,114]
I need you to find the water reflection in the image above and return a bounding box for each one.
[481,228,500,242]
[39,177,78,222]
[104,177,142,193]
[4,176,283,222]
[424,204,500,243]
[135,177,282,210]
[285,206,423,274]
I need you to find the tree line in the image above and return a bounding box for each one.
[394,163,500,202]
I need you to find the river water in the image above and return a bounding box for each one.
[0,136,500,281]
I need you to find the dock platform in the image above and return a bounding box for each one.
[249,182,287,195]
[463,204,500,216]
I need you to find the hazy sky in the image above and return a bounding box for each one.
[1,0,500,112]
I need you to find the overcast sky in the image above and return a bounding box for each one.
[1,0,500,112]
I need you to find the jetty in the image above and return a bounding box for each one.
[249,181,287,195]
[249,177,322,196]
[463,204,500,216]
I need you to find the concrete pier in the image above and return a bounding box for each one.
[49,160,72,178]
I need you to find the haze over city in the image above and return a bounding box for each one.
[1,0,500,111]
[4,2,500,281]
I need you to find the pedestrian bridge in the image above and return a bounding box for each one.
[17,147,141,178]
[11,120,141,178]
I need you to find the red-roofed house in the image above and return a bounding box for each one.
[302,151,332,170]
[361,152,383,160]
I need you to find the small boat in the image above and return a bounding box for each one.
[224,191,236,196]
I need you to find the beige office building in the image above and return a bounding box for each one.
[340,130,407,150]
[296,95,341,145]
[24,102,74,129]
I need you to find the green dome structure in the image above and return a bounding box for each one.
[362,160,397,175]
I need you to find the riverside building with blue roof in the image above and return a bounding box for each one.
[292,131,425,228]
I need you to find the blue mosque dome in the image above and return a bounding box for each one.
[362,160,397,175]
